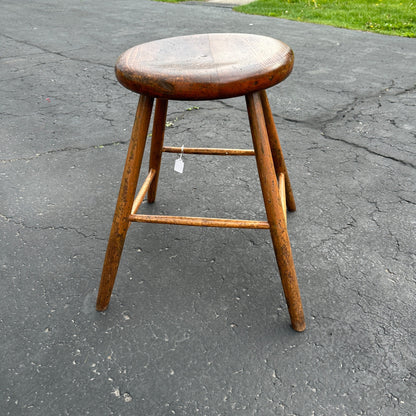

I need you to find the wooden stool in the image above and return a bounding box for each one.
[96,33,305,332]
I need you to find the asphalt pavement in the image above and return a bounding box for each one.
[1,0,416,415]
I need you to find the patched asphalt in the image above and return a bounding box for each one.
[1,0,416,415]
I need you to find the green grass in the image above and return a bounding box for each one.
[153,0,202,2]
[235,0,415,37]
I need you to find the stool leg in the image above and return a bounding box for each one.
[96,94,154,311]
[259,90,296,212]
[147,99,168,203]
[246,92,305,332]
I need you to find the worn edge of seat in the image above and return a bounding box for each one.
[114,41,294,100]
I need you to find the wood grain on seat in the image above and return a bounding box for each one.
[115,33,294,100]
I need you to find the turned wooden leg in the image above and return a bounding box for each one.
[147,98,168,203]
[246,92,305,332]
[96,94,154,311]
[260,90,296,212]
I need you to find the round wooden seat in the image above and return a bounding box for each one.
[115,33,294,100]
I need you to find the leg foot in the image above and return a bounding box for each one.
[96,95,154,311]
[246,92,305,332]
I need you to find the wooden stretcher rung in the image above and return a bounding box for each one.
[128,213,270,229]
[162,146,255,156]
[278,172,287,225]
[131,169,156,215]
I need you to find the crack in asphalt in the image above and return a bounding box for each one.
[0,213,107,241]
[1,140,129,163]
[0,32,113,68]
[319,130,416,169]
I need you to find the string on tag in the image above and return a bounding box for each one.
[174,145,185,173]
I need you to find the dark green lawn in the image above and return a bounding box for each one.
[154,0,415,37]
[235,0,415,37]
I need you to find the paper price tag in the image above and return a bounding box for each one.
[174,145,185,173]
[174,157,184,173]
